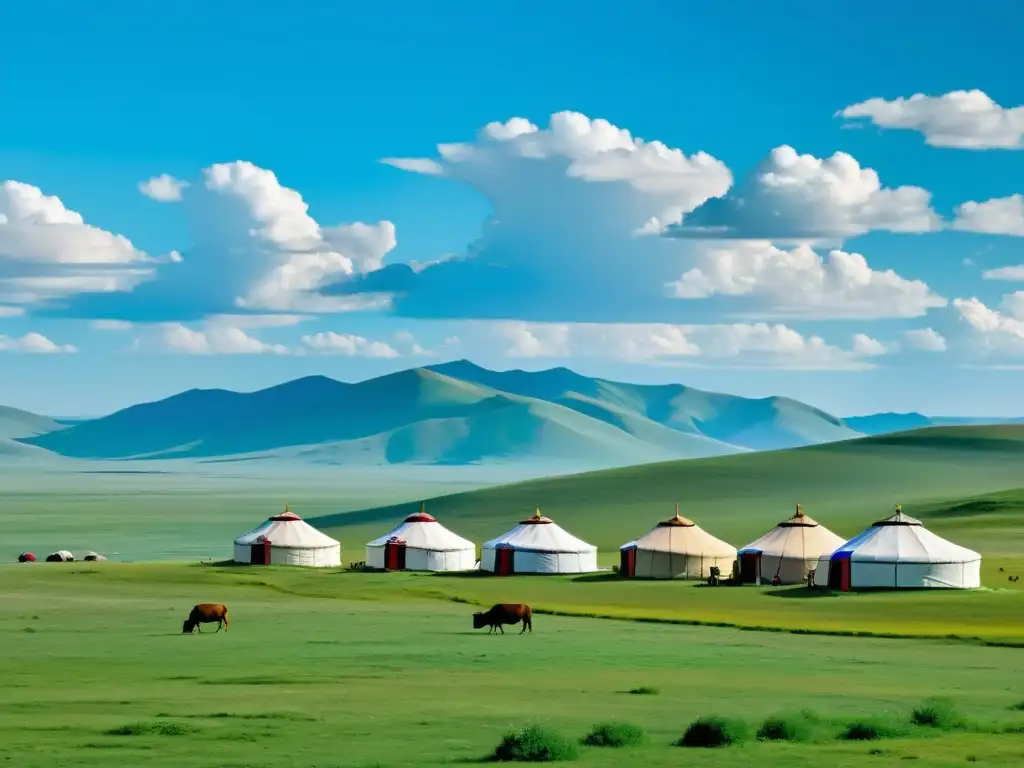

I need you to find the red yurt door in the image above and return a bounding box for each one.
[828,555,852,591]
[384,540,407,570]
[739,552,760,584]
[493,547,515,575]
[619,547,636,578]
[250,537,271,565]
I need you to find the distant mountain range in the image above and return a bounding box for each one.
[5,360,1020,470]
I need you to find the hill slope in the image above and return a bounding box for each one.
[427,360,863,450]
[0,405,64,440]
[21,369,742,468]
[316,424,1024,556]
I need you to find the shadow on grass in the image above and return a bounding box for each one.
[764,587,843,600]
[571,572,622,583]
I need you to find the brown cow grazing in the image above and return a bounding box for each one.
[182,603,229,634]
[472,603,532,634]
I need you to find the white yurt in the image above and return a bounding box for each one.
[44,550,74,562]
[817,504,981,590]
[482,508,598,575]
[738,504,846,585]
[233,506,341,567]
[366,503,477,572]
[619,504,737,580]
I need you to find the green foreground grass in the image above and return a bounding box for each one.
[3,563,1024,768]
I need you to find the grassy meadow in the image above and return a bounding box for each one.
[2,563,1024,768]
[5,424,1024,766]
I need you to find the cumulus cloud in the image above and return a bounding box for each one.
[902,327,947,352]
[322,111,741,324]
[300,331,400,357]
[837,90,1024,149]
[0,331,77,354]
[0,180,153,310]
[139,174,188,202]
[952,293,1024,357]
[480,320,889,370]
[47,161,397,322]
[954,194,1024,236]
[0,306,25,318]
[667,241,946,319]
[983,265,1024,281]
[666,146,941,241]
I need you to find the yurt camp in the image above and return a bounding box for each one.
[233,506,342,567]
[814,504,981,590]
[366,503,477,572]
[619,504,737,580]
[738,504,845,585]
[482,508,598,575]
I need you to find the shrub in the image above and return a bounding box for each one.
[626,686,659,695]
[677,716,748,748]
[910,697,963,729]
[582,722,645,748]
[1010,701,1024,711]
[106,721,198,737]
[839,718,903,741]
[492,725,579,762]
[756,713,814,742]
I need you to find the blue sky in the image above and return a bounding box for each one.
[3,0,1024,417]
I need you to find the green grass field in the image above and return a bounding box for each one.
[3,562,1024,768]
[6,425,1024,766]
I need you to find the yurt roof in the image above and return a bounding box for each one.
[629,504,736,556]
[738,504,845,557]
[484,508,596,554]
[234,506,340,550]
[834,504,980,564]
[777,504,820,527]
[366,503,475,551]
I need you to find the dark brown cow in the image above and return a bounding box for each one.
[472,603,532,634]
[182,603,229,634]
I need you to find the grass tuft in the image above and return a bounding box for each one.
[756,712,816,742]
[839,718,905,741]
[910,697,963,729]
[491,725,579,762]
[676,716,748,748]
[581,722,645,748]
[106,721,199,737]
[626,686,658,695]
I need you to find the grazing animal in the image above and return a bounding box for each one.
[182,603,229,634]
[472,603,533,634]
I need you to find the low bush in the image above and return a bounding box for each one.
[839,718,904,741]
[910,697,963,729]
[677,716,748,748]
[1010,701,1024,711]
[491,725,579,762]
[582,722,645,748]
[106,721,198,737]
[756,712,815,742]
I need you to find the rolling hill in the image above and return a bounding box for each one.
[0,406,67,463]
[314,423,1024,557]
[17,361,871,468]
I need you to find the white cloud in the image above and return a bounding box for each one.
[983,265,1024,281]
[138,174,188,202]
[902,327,947,352]
[482,320,888,370]
[0,306,25,318]
[668,241,946,319]
[952,294,1024,356]
[837,90,1024,149]
[953,194,1024,236]
[0,180,153,309]
[154,322,293,355]
[383,110,733,232]
[667,145,941,240]
[0,332,77,354]
[46,161,397,322]
[300,331,400,357]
